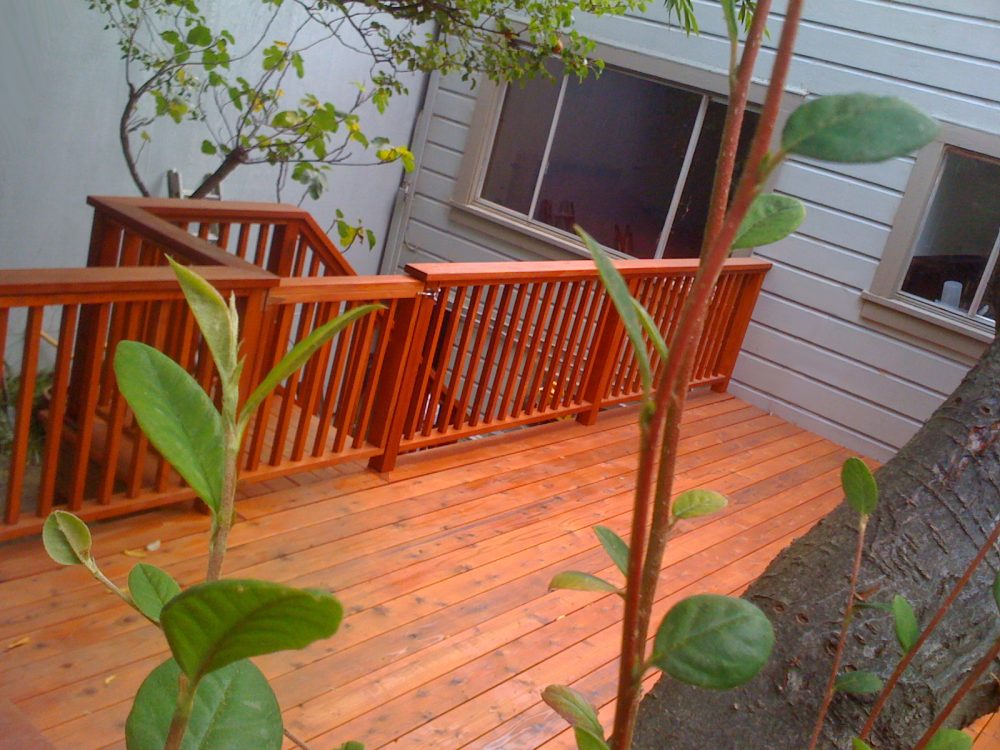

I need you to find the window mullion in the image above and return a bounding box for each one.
[653,95,710,259]
[968,227,1000,319]
[528,76,569,220]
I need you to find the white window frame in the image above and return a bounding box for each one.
[861,123,1000,358]
[451,44,802,261]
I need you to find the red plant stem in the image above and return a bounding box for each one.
[807,516,869,750]
[859,513,1000,740]
[608,3,793,747]
[912,635,1000,750]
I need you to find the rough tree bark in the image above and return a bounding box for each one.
[634,328,1000,749]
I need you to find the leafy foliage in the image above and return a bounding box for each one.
[834,670,883,695]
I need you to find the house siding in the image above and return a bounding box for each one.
[392,0,1000,461]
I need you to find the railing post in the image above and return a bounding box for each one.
[266,221,299,277]
[368,289,435,473]
[576,281,631,426]
[710,270,766,393]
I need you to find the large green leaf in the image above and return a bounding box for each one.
[782,94,939,163]
[129,563,182,623]
[549,571,620,595]
[541,685,606,741]
[672,489,728,521]
[115,341,224,515]
[651,594,774,689]
[842,457,878,516]
[852,740,875,750]
[593,526,629,577]
[160,579,343,682]
[579,229,653,394]
[574,727,611,750]
[168,258,239,384]
[925,729,973,750]
[835,670,883,694]
[892,594,919,654]
[125,658,282,750]
[731,194,806,249]
[240,304,381,423]
[42,511,93,567]
[631,298,668,363]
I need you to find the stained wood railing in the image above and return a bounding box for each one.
[0,198,769,539]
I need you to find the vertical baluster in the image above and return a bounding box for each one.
[524,281,569,417]
[333,307,377,452]
[613,276,652,398]
[694,274,738,382]
[98,303,143,503]
[69,303,111,509]
[438,286,482,433]
[352,302,395,449]
[217,221,232,250]
[550,281,594,409]
[567,281,609,406]
[508,282,552,420]
[454,285,497,430]
[5,307,43,524]
[245,303,294,471]
[38,306,79,516]
[235,224,252,260]
[291,301,333,461]
[268,297,315,464]
[711,271,766,392]
[537,281,581,413]
[483,283,529,424]
[403,290,448,439]
[254,224,271,268]
[311,301,353,457]
[423,286,467,436]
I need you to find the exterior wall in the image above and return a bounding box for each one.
[390,0,1000,461]
[0,1,423,276]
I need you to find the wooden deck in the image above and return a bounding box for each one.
[0,391,993,749]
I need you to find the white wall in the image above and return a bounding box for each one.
[0,0,424,275]
[392,0,1000,461]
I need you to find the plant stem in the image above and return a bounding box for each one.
[859,513,1000,740]
[205,423,240,582]
[164,673,196,750]
[806,515,869,750]
[609,4,795,747]
[912,635,1000,750]
[191,147,249,199]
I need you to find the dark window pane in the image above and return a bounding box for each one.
[665,102,760,258]
[480,63,562,214]
[532,69,703,258]
[901,149,1000,316]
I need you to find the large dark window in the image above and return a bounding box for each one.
[480,65,758,258]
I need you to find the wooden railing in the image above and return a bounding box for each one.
[0,198,769,539]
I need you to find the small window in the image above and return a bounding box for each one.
[864,125,1000,352]
[899,149,1000,322]
[477,64,758,259]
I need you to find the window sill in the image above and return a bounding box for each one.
[859,291,993,363]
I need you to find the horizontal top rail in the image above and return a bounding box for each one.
[104,196,316,221]
[88,196,270,273]
[269,275,422,303]
[0,266,277,307]
[405,257,773,285]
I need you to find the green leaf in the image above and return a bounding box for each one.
[579,229,652,393]
[201,140,218,155]
[114,342,224,515]
[549,571,620,594]
[129,564,181,623]
[594,526,629,577]
[651,594,774,689]
[125,659,281,750]
[631,298,668,362]
[240,304,380,423]
[167,258,238,384]
[892,594,919,653]
[186,24,213,47]
[672,489,728,521]
[993,570,1000,615]
[332,743,365,750]
[925,729,974,750]
[42,511,93,567]
[852,740,875,750]
[731,194,806,249]
[842,457,878,516]
[160,579,342,682]
[835,670,883,694]
[782,94,939,163]
[541,685,605,740]
[574,727,611,750]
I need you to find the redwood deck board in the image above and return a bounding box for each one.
[0,391,947,749]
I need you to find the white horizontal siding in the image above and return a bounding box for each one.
[396,0,1000,459]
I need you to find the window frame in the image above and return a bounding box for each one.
[862,123,1000,358]
[452,43,801,261]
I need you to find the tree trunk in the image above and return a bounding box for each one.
[634,332,1000,749]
